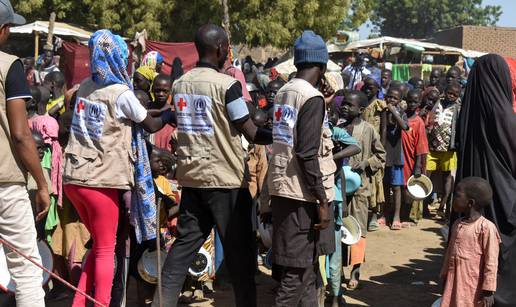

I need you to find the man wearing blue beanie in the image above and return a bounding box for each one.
[268,30,336,306]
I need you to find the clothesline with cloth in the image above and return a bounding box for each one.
[389,64,452,82]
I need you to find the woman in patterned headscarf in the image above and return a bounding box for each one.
[63,29,175,306]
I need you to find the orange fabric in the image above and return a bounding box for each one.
[349,238,366,266]
[504,57,516,113]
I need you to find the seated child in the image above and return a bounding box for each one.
[426,82,461,219]
[401,89,429,224]
[339,90,386,290]
[383,87,409,230]
[440,177,500,307]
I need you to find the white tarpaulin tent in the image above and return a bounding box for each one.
[274,57,342,75]
[11,21,92,40]
[343,36,486,58]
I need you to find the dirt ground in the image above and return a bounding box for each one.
[186,218,446,307]
[0,217,446,307]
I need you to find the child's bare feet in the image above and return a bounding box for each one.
[391,220,402,230]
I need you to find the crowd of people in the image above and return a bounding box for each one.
[0,1,516,307]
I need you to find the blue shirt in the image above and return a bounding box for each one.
[331,126,359,225]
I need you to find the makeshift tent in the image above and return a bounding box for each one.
[60,40,199,88]
[10,21,92,41]
[144,41,198,75]
[274,58,341,75]
[343,36,485,58]
[61,41,90,88]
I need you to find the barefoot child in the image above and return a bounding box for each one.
[440,177,501,307]
[401,89,428,224]
[339,90,385,290]
[361,76,387,231]
[327,98,361,306]
[383,87,409,230]
[426,82,461,219]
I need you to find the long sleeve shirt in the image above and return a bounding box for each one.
[295,96,327,202]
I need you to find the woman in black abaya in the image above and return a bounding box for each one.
[456,53,516,307]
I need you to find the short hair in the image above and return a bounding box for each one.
[267,78,286,90]
[194,24,228,58]
[347,90,369,108]
[44,71,65,88]
[407,88,422,99]
[447,66,461,75]
[150,146,176,170]
[446,81,462,93]
[363,76,379,88]
[408,77,423,86]
[154,74,172,86]
[457,177,493,208]
[389,80,402,88]
[387,86,402,96]
[381,69,392,75]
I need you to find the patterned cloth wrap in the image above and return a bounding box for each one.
[89,29,157,243]
[89,29,131,87]
[130,126,157,243]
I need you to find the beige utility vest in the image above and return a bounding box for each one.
[268,78,336,203]
[0,52,28,184]
[63,78,134,190]
[172,67,247,188]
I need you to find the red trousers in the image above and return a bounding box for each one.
[64,184,119,306]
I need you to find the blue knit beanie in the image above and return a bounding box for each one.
[294,30,328,65]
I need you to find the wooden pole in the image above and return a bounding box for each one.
[45,12,56,50]
[222,0,231,42]
[34,31,39,60]
[155,196,163,307]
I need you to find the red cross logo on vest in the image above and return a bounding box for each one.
[77,100,85,113]
[178,98,187,111]
[275,107,282,121]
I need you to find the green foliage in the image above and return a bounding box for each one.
[370,0,502,38]
[342,0,375,30]
[12,0,352,47]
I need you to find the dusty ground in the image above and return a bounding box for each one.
[0,217,446,307]
[186,218,446,307]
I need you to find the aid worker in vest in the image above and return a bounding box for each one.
[62,30,175,306]
[0,1,49,305]
[153,24,272,307]
[268,30,337,306]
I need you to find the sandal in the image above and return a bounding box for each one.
[368,221,380,232]
[390,221,402,230]
[377,217,386,226]
[347,279,359,290]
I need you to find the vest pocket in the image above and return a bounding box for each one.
[270,155,288,190]
[175,145,213,180]
[64,148,98,182]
